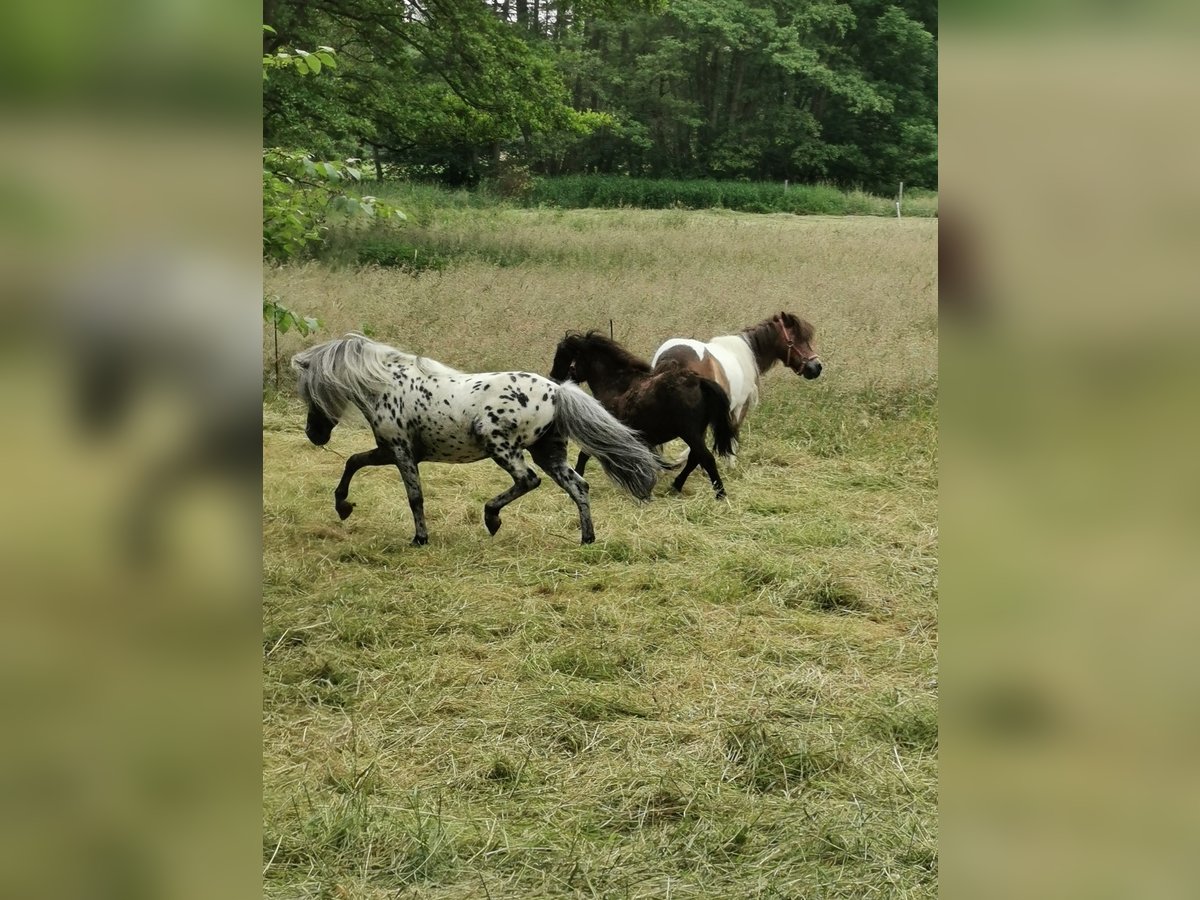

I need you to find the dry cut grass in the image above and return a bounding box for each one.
[263,208,937,898]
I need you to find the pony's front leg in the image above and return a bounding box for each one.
[334,446,392,520]
[391,444,429,545]
[483,450,542,537]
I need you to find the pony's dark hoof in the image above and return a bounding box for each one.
[335,500,355,520]
[411,535,428,546]
[581,533,595,545]
[715,491,727,501]
[485,512,502,536]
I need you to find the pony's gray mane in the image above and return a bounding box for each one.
[291,333,461,418]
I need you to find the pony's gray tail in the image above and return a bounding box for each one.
[553,382,664,500]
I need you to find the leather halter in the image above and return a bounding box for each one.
[782,321,801,369]
[777,317,816,369]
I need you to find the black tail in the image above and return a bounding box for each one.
[696,377,738,459]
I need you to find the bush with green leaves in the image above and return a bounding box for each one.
[263,297,320,389]
[262,29,405,263]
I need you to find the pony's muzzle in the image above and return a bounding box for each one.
[802,359,823,380]
[306,424,333,446]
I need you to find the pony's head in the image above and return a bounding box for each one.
[291,351,338,446]
[549,332,586,384]
[291,334,400,445]
[549,331,650,386]
[772,312,822,379]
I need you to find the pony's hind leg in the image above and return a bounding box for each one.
[390,442,429,545]
[672,435,725,499]
[574,450,591,477]
[334,445,392,520]
[483,450,542,537]
[671,454,701,494]
[532,437,595,544]
[694,445,726,499]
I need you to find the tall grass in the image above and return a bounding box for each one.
[264,209,937,899]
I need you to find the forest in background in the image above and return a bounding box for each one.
[262,0,936,193]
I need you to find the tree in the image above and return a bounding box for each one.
[262,0,937,193]
[262,28,403,262]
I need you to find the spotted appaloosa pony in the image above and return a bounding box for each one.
[652,312,822,453]
[549,332,737,498]
[292,335,663,545]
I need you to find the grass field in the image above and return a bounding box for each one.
[263,208,938,898]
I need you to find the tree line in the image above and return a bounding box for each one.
[263,0,936,193]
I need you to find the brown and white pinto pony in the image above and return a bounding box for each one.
[650,312,821,455]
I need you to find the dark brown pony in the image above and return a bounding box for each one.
[652,311,822,430]
[549,332,738,498]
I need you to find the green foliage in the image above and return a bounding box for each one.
[262,0,935,194]
[262,38,406,262]
[526,0,937,190]
[352,240,451,273]
[264,149,405,262]
[525,175,936,216]
[490,162,536,201]
[263,27,336,79]
[263,296,320,390]
[263,297,319,338]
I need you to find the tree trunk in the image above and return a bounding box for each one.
[727,52,746,126]
[553,2,566,41]
[708,45,722,131]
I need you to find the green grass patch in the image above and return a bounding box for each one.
[358,176,936,221]
[525,175,937,217]
[869,696,939,751]
[724,722,846,793]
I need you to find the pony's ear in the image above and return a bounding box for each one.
[291,356,310,370]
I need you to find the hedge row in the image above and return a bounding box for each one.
[522,175,936,217]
